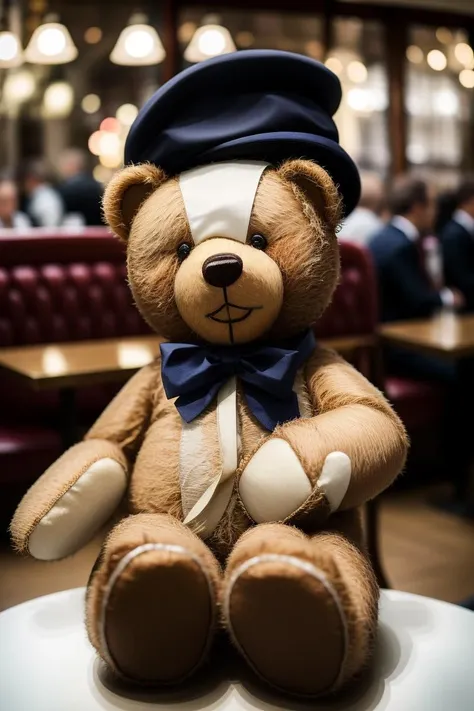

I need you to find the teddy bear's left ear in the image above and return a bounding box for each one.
[103,164,166,241]
[277,159,342,232]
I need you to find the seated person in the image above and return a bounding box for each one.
[0,176,31,229]
[22,159,64,228]
[369,175,463,325]
[369,176,469,498]
[57,148,104,226]
[338,170,387,245]
[440,177,474,311]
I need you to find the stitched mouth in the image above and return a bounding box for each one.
[206,302,262,324]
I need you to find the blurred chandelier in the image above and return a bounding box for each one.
[24,15,77,65]
[0,30,23,68]
[110,13,165,66]
[184,15,236,63]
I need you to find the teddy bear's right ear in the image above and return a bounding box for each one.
[103,164,166,241]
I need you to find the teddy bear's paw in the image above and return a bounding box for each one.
[224,553,347,697]
[239,441,352,522]
[239,438,311,523]
[318,451,352,512]
[95,543,216,684]
[10,439,128,560]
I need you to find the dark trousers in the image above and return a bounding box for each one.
[386,346,472,497]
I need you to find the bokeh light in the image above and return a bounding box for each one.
[84,27,102,44]
[116,103,138,126]
[427,50,447,71]
[81,94,101,114]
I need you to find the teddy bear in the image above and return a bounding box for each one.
[10,50,408,698]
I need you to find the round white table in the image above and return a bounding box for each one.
[0,587,473,710]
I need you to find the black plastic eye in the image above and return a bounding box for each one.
[177,242,192,261]
[250,233,267,250]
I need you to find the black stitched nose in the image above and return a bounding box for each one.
[202,253,243,288]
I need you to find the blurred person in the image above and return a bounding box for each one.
[22,159,64,227]
[370,177,470,498]
[434,187,457,235]
[369,175,464,324]
[57,148,104,226]
[440,177,474,311]
[338,170,386,244]
[0,176,31,228]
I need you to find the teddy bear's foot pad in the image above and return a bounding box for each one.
[100,543,215,684]
[225,553,347,697]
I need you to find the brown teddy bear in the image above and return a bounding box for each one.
[10,50,407,698]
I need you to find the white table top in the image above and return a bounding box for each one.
[0,587,473,710]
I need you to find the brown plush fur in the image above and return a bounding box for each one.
[103,163,166,241]
[11,156,408,695]
[224,513,378,695]
[86,513,221,681]
[10,439,127,555]
[103,160,341,343]
[273,347,408,512]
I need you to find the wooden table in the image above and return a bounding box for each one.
[379,312,474,360]
[0,333,374,445]
[0,333,374,392]
[380,311,474,510]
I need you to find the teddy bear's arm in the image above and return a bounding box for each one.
[239,347,408,523]
[10,361,160,560]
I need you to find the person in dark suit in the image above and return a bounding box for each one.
[440,177,474,311]
[369,177,470,502]
[57,148,104,226]
[369,176,464,326]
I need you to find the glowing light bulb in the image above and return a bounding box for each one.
[124,29,154,59]
[37,28,66,56]
[184,24,236,63]
[0,32,19,61]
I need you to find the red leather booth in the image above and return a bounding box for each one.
[0,229,442,527]
[0,229,150,525]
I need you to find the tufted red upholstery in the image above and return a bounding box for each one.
[315,240,377,339]
[0,229,149,347]
[0,229,152,525]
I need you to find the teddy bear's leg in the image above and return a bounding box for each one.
[223,520,377,697]
[86,512,221,684]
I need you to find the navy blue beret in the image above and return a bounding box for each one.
[125,50,361,216]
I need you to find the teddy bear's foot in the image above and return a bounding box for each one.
[223,522,378,697]
[86,513,221,685]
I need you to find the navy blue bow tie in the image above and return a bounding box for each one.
[160,330,316,432]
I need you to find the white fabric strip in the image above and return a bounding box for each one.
[178,161,269,245]
[183,377,238,538]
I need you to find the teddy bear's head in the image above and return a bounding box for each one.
[103,159,342,345]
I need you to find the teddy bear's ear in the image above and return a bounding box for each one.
[103,164,166,241]
[277,159,342,232]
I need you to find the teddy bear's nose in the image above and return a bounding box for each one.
[202,253,243,288]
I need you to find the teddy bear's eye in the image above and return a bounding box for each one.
[177,243,192,262]
[250,234,267,250]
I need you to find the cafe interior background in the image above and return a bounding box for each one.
[0,0,474,611]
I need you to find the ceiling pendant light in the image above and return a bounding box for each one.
[110,13,165,66]
[0,30,23,68]
[184,15,236,63]
[24,14,77,65]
